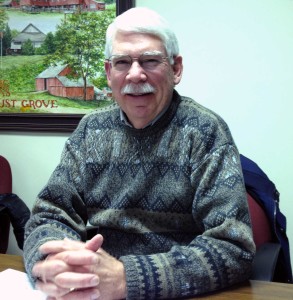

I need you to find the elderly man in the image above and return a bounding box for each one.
[24,7,255,300]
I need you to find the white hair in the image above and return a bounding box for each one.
[105,7,179,64]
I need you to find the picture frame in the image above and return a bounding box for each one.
[0,0,135,132]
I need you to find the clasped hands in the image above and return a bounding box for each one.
[32,234,126,300]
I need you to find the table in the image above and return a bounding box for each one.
[0,253,25,272]
[0,254,292,299]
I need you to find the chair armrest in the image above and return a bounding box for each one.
[250,242,281,281]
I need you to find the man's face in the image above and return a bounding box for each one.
[105,32,183,129]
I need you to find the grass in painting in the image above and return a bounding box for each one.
[0,55,112,114]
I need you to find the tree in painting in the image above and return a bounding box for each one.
[0,9,8,31]
[46,8,115,100]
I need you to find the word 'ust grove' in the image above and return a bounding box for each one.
[0,99,58,109]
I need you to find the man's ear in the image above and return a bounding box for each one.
[104,61,112,88]
[172,55,183,85]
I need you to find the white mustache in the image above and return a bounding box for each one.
[121,83,156,95]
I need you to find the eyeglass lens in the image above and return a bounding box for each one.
[109,54,168,71]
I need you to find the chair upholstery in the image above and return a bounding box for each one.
[0,155,12,253]
[0,155,12,194]
[247,192,284,282]
[247,192,272,249]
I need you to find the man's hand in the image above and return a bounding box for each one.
[88,247,127,300]
[32,234,127,300]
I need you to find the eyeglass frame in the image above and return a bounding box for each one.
[105,51,171,72]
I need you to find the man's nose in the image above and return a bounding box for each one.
[126,61,147,81]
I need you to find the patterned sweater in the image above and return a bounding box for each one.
[24,90,255,299]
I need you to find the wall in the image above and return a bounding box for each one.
[1,0,293,269]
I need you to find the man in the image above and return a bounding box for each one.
[24,7,255,300]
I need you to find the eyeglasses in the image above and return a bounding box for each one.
[106,53,169,72]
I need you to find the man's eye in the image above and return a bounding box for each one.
[114,59,130,65]
[142,59,160,67]
[143,58,160,63]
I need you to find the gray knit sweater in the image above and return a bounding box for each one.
[24,90,255,299]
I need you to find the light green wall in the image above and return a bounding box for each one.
[1,0,293,269]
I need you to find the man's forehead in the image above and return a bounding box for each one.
[112,32,165,53]
[114,31,163,43]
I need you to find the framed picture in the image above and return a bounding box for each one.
[0,0,135,132]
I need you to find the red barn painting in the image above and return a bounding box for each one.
[36,65,95,101]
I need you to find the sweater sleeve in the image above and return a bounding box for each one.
[119,144,256,299]
[23,119,89,286]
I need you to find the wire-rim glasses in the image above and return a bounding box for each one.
[106,52,169,72]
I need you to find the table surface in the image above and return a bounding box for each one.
[0,253,26,273]
[0,254,292,299]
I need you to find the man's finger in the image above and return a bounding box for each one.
[39,238,85,254]
[85,234,104,252]
[47,287,101,300]
[59,249,99,265]
[39,234,104,257]
[32,259,68,280]
[35,279,71,298]
[54,272,99,289]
